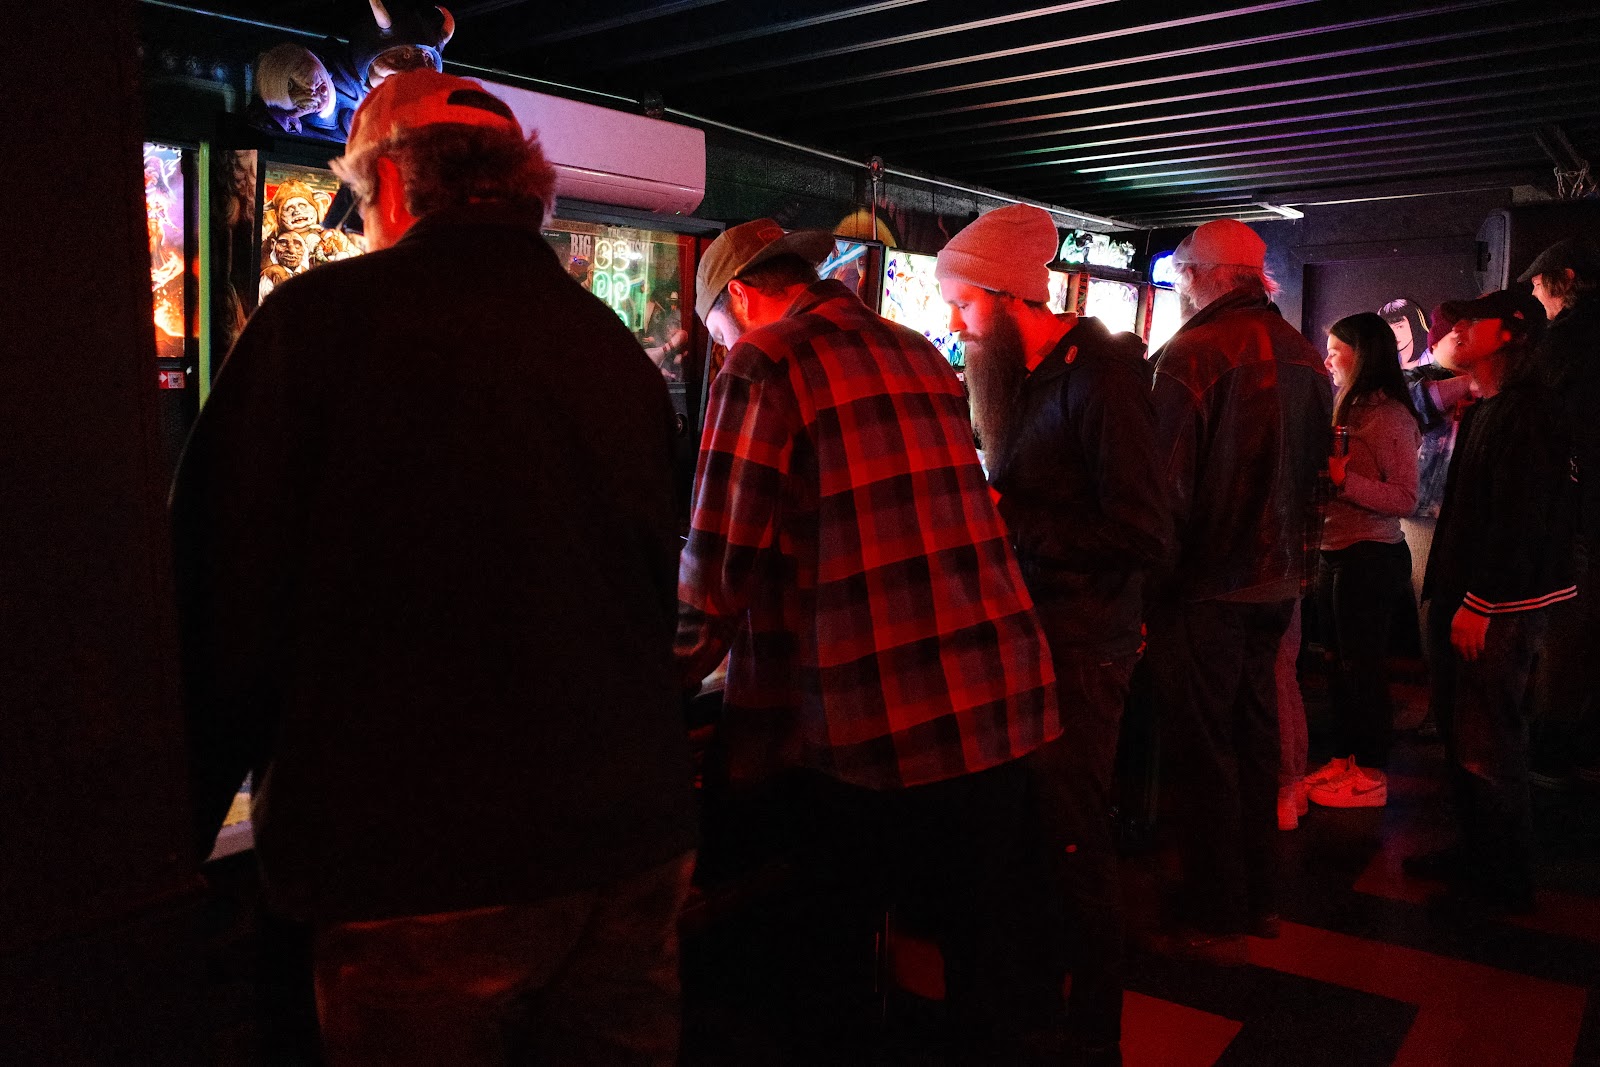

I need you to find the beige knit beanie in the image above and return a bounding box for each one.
[934,204,1058,303]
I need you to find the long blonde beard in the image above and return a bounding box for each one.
[963,309,1029,468]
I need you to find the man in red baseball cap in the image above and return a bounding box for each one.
[174,70,697,1064]
[1146,219,1332,960]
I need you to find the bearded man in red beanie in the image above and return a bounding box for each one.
[936,204,1170,1065]
[1146,220,1332,961]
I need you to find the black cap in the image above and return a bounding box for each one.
[1516,236,1600,284]
[1453,289,1547,334]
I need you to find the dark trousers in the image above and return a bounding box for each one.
[312,852,695,1067]
[1532,538,1600,771]
[1432,603,1549,901]
[1317,539,1413,768]
[1025,646,1139,1049]
[1149,598,1294,934]
[784,760,1037,1059]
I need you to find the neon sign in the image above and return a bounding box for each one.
[548,224,655,333]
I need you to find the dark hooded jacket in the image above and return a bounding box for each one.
[1422,376,1577,619]
[1151,286,1333,603]
[989,315,1173,652]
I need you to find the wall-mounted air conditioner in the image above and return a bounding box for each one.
[484,81,705,216]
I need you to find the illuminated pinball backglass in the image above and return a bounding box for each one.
[544,219,693,383]
[1085,278,1141,336]
[881,250,963,368]
[143,143,186,360]
[821,239,875,304]
[1047,269,1072,315]
[1148,287,1184,355]
[259,162,364,305]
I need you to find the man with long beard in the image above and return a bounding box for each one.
[937,204,1170,1066]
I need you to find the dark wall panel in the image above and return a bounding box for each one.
[2,1,205,1062]
[1304,254,1480,344]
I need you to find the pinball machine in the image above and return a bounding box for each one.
[1056,228,1148,341]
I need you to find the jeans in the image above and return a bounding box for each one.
[1149,598,1294,934]
[1317,539,1413,768]
[313,851,696,1067]
[1024,645,1140,1048]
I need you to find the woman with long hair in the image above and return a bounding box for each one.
[1304,313,1422,808]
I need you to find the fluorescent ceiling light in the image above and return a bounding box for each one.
[1257,202,1305,218]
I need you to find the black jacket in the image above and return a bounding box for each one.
[1151,288,1333,602]
[1536,294,1600,541]
[172,203,697,924]
[1422,377,1578,619]
[990,316,1172,652]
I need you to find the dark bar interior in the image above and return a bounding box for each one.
[7,2,1600,1063]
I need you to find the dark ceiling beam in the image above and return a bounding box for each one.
[1027,147,1542,202]
[943,90,1600,179]
[1052,124,1579,186]
[584,0,1119,73]
[1120,208,1291,228]
[460,0,731,49]
[798,16,1593,136]
[945,95,1594,176]
[1025,147,1544,206]
[737,0,1524,105]
[650,0,1257,86]
[921,64,1600,164]
[1112,167,1549,226]
[1065,108,1600,176]
[833,35,1597,149]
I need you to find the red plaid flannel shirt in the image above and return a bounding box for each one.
[677,280,1059,789]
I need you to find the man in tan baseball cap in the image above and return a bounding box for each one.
[679,212,1063,1056]
[692,218,834,344]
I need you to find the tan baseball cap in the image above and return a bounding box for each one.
[335,69,522,168]
[695,219,835,323]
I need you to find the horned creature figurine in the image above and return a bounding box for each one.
[251,1,454,140]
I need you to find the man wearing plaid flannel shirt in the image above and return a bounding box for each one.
[678,218,1060,1057]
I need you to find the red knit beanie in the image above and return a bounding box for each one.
[934,204,1058,303]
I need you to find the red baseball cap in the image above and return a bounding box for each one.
[337,69,521,166]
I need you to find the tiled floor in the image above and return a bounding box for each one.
[201,671,1600,1065]
[683,674,1600,1065]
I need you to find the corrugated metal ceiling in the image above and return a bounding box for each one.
[172,0,1600,228]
